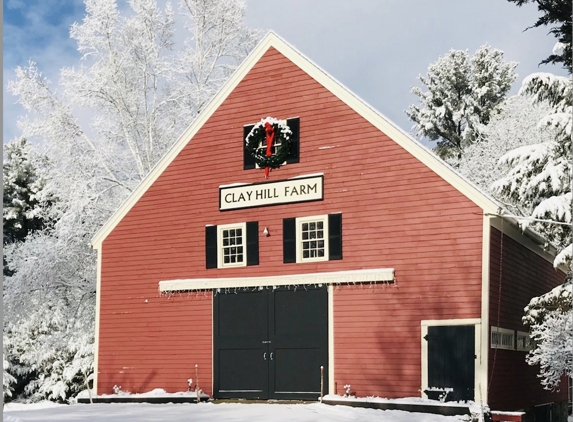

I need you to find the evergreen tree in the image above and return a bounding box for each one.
[494,73,571,261]
[3,138,46,244]
[496,1,572,389]
[406,45,517,159]
[507,0,572,72]
[3,138,48,277]
[494,72,572,390]
[446,95,556,216]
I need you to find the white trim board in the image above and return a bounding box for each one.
[328,285,335,395]
[421,318,481,327]
[159,268,395,292]
[91,31,506,249]
[93,246,103,395]
[480,216,491,406]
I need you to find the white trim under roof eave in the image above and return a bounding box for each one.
[159,268,395,292]
[92,31,501,249]
[90,31,282,248]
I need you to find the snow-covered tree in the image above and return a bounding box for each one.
[446,95,556,215]
[4,0,261,402]
[3,336,17,401]
[3,138,50,276]
[406,45,517,159]
[523,281,572,390]
[493,73,571,263]
[507,0,572,73]
[493,73,572,390]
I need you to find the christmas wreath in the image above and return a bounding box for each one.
[245,117,292,177]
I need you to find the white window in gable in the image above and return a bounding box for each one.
[491,326,515,350]
[297,215,328,263]
[516,331,532,351]
[218,223,246,268]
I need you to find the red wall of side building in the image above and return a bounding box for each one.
[488,227,567,410]
[98,47,485,397]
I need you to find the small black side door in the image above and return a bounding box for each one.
[426,325,475,402]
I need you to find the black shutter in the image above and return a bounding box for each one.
[286,117,300,164]
[206,225,218,269]
[246,221,259,266]
[283,218,296,263]
[243,125,256,170]
[328,213,342,260]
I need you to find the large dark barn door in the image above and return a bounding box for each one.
[213,289,269,398]
[269,287,328,400]
[213,286,328,400]
[426,325,475,402]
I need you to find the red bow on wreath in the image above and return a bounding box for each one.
[264,122,275,179]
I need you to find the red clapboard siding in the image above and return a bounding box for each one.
[488,228,567,410]
[98,46,485,398]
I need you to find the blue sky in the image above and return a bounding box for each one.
[3,0,568,145]
[3,0,84,71]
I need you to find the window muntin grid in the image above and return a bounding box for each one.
[296,215,328,263]
[301,220,325,259]
[256,137,283,158]
[218,223,247,268]
[222,228,244,264]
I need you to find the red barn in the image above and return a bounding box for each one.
[91,32,567,417]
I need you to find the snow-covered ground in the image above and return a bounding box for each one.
[3,401,467,422]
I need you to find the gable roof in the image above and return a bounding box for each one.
[91,31,506,249]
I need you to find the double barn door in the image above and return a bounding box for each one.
[213,286,328,400]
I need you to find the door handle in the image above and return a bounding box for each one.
[270,352,273,360]
[263,352,267,360]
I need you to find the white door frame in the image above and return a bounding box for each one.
[421,318,483,403]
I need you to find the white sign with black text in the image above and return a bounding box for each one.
[219,175,324,210]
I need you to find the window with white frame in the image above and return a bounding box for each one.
[283,213,342,264]
[218,223,246,268]
[296,215,328,263]
[491,326,515,350]
[516,331,532,351]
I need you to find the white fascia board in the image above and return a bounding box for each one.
[159,268,395,292]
